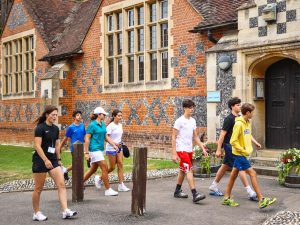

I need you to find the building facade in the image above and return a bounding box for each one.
[1,0,299,157]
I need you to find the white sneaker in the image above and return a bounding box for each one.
[32,211,47,221]
[94,175,103,189]
[62,209,77,219]
[118,183,130,192]
[104,188,118,196]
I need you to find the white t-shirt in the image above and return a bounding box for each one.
[173,115,196,152]
[105,122,123,152]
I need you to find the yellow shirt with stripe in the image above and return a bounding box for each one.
[230,117,253,157]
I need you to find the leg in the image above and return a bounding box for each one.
[107,154,116,174]
[186,170,195,190]
[238,170,249,187]
[224,167,239,198]
[49,167,68,211]
[245,168,263,201]
[32,173,47,213]
[83,163,98,182]
[66,165,72,172]
[238,170,256,199]
[214,164,230,183]
[99,160,110,189]
[176,170,185,186]
[116,152,124,183]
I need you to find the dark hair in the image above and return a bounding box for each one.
[110,109,122,123]
[182,99,195,108]
[72,110,82,118]
[90,113,98,120]
[241,103,255,115]
[228,97,241,110]
[35,105,58,124]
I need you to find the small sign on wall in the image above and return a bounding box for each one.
[207,91,221,102]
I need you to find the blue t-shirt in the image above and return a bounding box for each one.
[65,123,86,152]
[87,120,106,152]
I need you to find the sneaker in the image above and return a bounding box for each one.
[209,189,224,196]
[118,183,130,192]
[222,197,239,207]
[174,190,188,198]
[62,209,77,219]
[32,211,48,221]
[249,195,259,201]
[258,197,277,209]
[193,192,206,203]
[94,175,103,189]
[105,188,118,196]
[64,172,70,181]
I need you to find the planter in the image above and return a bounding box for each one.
[192,159,221,178]
[284,166,300,188]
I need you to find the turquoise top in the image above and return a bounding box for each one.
[87,120,106,152]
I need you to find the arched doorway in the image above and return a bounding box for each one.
[266,58,300,149]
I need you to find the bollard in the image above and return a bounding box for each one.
[72,141,84,202]
[131,147,147,216]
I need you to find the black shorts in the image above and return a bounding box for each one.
[32,154,59,173]
[223,143,234,168]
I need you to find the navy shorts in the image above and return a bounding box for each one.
[32,154,59,173]
[233,155,251,171]
[223,143,234,167]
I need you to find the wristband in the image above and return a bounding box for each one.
[58,158,61,161]
[85,152,89,154]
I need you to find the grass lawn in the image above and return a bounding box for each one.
[0,145,177,185]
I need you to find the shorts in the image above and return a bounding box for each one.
[177,151,193,174]
[89,151,105,164]
[106,147,122,156]
[223,143,234,167]
[32,154,59,173]
[233,155,251,171]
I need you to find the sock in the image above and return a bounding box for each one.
[175,184,182,193]
[245,186,256,197]
[191,189,197,196]
[209,180,219,191]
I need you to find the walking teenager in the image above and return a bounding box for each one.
[83,107,119,196]
[209,97,257,200]
[32,105,77,221]
[172,99,208,203]
[105,109,130,192]
[58,110,86,180]
[222,103,276,208]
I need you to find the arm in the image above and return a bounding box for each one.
[58,136,69,153]
[216,130,227,158]
[193,130,208,157]
[172,128,179,163]
[84,134,91,160]
[34,137,53,169]
[229,123,245,153]
[105,134,119,150]
[55,139,62,166]
[251,136,261,149]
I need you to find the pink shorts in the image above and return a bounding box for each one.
[177,151,193,173]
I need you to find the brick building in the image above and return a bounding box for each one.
[1,0,299,157]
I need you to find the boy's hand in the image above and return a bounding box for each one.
[201,144,208,157]
[216,148,222,158]
[172,153,179,164]
[256,143,262,149]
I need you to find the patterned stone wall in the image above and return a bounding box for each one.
[216,51,237,137]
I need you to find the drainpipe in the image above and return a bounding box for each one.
[207,30,218,44]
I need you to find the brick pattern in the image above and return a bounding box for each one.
[0,0,49,144]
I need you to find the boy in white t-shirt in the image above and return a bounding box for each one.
[172,99,208,203]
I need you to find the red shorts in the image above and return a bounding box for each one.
[177,151,193,173]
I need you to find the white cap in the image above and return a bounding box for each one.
[93,107,108,115]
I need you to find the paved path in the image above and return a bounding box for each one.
[0,175,299,225]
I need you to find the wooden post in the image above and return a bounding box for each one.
[72,141,84,202]
[131,147,147,216]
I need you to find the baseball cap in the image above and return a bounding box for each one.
[93,107,108,115]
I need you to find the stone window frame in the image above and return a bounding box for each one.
[1,29,35,99]
[102,0,171,91]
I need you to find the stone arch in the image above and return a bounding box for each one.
[248,53,300,77]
